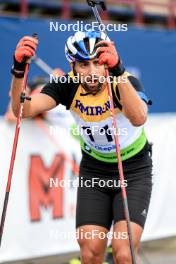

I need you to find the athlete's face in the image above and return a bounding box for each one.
[74,58,106,94]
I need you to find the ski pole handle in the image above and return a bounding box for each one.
[86,0,106,10]
[26,33,38,64]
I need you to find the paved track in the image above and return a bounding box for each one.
[4,238,176,264]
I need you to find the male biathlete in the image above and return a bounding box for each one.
[11,31,153,264]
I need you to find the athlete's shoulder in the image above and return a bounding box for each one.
[49,71,77,86]
[114,71,151,105]
[124,71,136,78]
[40,71,79,108]
[124,71,152,105]
[124,71,144,92]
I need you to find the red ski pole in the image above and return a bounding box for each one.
[105,67,136,263]
[0,33,38,247]
[86,1,137,263]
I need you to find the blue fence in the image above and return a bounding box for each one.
[0,16,176,114]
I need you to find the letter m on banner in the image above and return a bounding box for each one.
[29,154,65,221]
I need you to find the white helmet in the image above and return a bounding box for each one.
[65,30,110,63]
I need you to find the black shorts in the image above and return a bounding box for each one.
[76,142,153,230]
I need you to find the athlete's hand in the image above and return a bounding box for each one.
[96,40,125,77]
[11,35,38,78]
[15,36,38,63]
[96,40,119,68]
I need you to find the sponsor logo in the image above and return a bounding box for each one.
[75,99,110,116]
[141,209,147,218]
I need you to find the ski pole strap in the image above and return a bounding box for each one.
[80,129,147,163]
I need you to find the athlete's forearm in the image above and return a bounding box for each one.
[11,76,31,118]
[11,76,23,116]
[117,74,148,126]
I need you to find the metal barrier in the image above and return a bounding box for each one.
[13,0,176,28]
[108,0,176,28]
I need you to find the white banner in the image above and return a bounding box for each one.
[143,113,176,240]
[0,115,81,262]
[0,113,176,262]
